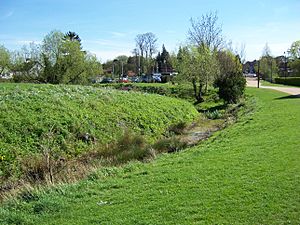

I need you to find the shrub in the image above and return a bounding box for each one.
[152,137,188,153]
[168,122,187,135]
[274,77,300,86]
[204,110,223,119]
[110,131,149,163]
[214,71,246,104]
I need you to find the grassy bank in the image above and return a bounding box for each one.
[1,87,299,224]
[0,83,198,182]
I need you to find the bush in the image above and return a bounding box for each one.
[152,137,188,153]
[0,78,12,83]
[204,110,223,119]
[274,77,300,86]
[214,71,246,104]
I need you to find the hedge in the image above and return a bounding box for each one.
[274,77,300,87]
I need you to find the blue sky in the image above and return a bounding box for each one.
[0,0,299,62]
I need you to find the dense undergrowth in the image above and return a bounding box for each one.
[0,83,198,184]
[95,82,221,107]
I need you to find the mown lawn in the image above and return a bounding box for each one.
[1,87,299,224]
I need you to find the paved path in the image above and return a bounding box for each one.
[246,78,300,96]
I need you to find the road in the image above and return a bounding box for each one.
[246,77,300,96]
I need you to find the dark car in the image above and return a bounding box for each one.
[100,78,113,83]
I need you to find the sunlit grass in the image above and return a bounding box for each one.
[1,87,299,224]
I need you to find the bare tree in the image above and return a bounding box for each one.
[262,43,271,57]
[135,34,146,58]
[188,11,223,50]
[238,43,246,64]
[144,32,157,59]
[135,32,158,73]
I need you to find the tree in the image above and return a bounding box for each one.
[288,40,300,76]
[0,45,10,76]
[64,31,81,43]
[134,32,158,74]
[42,30,64,66]
[144,32,157,60]
[135,34,146,74]
[175,45,219,103]
[156,44,172,73]
[84,53,103,80]
[217,50,242,75]
[188,11,223,50]
[259,43,278,81]
[183,11,223,96]
[56,40,86,84]
[8,43,43,82]
[116,55,128,77]
[288,40,300,59]
[40,30,103,84]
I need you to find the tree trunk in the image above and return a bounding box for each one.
[205,75,208,93]
[197,83,204,103]
[192,79,198,101]
[192,80,204,104]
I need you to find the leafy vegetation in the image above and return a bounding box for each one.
[214,70,246,103]
[2,30,102,84]
[1,88,299,224]
[174,45,220,103]
[274,77,300,86]
[96,82,195,101]
[0,83,198,182]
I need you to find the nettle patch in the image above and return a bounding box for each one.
[0,83,198,181]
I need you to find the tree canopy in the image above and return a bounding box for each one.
[1,30,102,84]
[188,11,223,50]
[0,45,10,76]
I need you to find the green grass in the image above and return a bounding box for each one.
[0,83,198,180]
[1,87,299,224]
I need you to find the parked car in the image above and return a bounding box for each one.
[119,77,129,83]
[152,73,162,82]
[130,76,140,83]
[100,77,113,83]
[140,75,153,83]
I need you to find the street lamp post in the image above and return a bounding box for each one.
[121,61,124,77]
[138,54,141,76]
[270,60,273,83]
[257,60,260,88]
[284,51,288,79]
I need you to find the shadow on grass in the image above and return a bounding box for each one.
[275,94,300,100]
